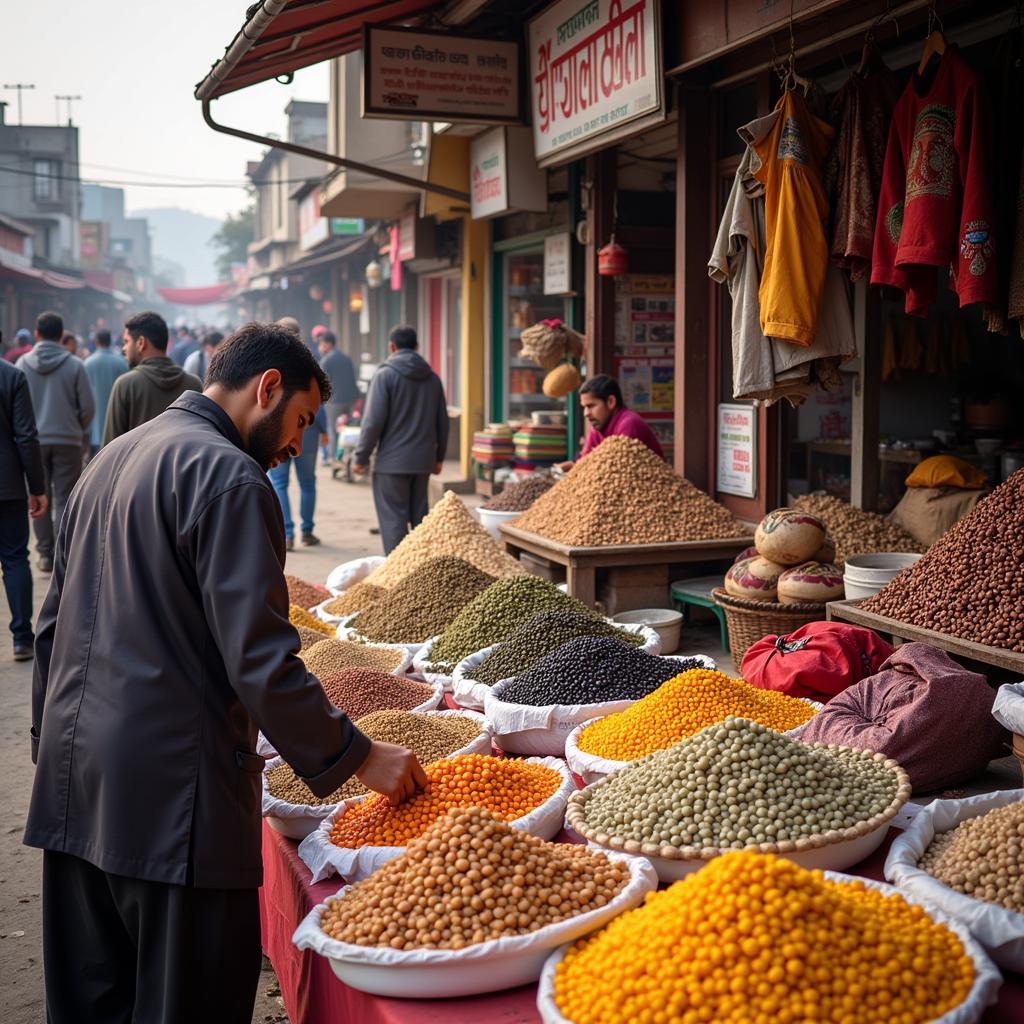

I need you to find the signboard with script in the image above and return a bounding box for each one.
[363,25,521,124]
[543,233,572,294]
[528,0,664,166]
[469,126,547,220]
[717,403,757,499]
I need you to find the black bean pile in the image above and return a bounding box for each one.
[468,610,645,686]
[495,636,705,707]
[481,475,554,512]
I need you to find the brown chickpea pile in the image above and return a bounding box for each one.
[317,668,435,721]
[285,575,330,611]
[318,807,630,950]
[793,494,922,565]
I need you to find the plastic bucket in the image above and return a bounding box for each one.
[611,608,683,654]
[843,553,922,601]
[476,507,521,542]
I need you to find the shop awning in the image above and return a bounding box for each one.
[157,283,236,306]
[274,233,372,276]
[0,255,85,290]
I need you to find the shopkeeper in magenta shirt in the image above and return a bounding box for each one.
[558,374,664,471]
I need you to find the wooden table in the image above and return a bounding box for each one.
[827,599,1024,675]
[498,523,754,610]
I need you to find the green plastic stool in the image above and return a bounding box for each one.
[670,576,730,653]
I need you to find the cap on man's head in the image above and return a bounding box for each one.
[14,328,31,343]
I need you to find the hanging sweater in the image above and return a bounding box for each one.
[871,46,997,316]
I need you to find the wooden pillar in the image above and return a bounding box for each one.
[850,279,881,510]
[584,148,617,376]
[459,215,488,479]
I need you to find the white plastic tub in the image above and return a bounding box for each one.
[476,507,521,542]
[611,608,683,654]
[843,552,922,601]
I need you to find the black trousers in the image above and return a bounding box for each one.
[42,850,261,1024]
[371,471,430,554]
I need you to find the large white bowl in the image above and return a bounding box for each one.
[476,507,521,542]
[843,552,922,600]
[611,608,683,653]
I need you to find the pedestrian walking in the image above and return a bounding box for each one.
[0,358,47,660]
[26,321,426,1024]
[183,329,224,382]
[268,404,328,549]
[318,329,357,464]
[103,312,202,445]
[169,325,198,367]
[15,311,94,573]
[4,328,33,364]
[83,329,127,458]
[353,325,449,554]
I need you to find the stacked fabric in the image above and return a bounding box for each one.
[471,426,514,465]
[512,424,567,464]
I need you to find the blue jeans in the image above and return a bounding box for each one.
[268,451,317,539]
[0,499,33,645]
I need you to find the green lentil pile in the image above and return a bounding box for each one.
[574,717,901,851]
[426,575,597,672]
[266,710,484,807]
[467,610,645,686]
[323,582,388,618]
[349,557,495,643]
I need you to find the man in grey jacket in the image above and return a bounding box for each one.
[16,311,94,572]
[353,325,449,553]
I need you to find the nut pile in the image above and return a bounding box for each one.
[323,582,387,618]
[328,753,562,848]
[863,470,1024,651]
[512,436,747,546]
[350,557,495,643]
[920,801,1024,913]
[576,718,900,850]
[577,668,816,761]
[317,668,435,721]
[427,576,597,672]
[289,605,335,637]
[793,494,923,564]
[285,575,330,611]
[468,610,644,686]
[265,711,484,806]
[301,638,405,675]
[318,807,630,950]
[553,851,975,1024]
[365,492,525,587]
[481,474,554,512]
[497,638,704,708]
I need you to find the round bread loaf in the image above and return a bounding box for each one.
[724,556,786,602]
[813,535,837,563]
[755,508,827,566]
[733,545,759,564]
[777,561,844,604]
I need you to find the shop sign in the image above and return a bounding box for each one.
[331,218,364,236]
[469,126,547,219]
[717,403,757,499]
[363,25,521,124]
[398,205,417,261]
[528,0,664,167]
[543,232,572,294]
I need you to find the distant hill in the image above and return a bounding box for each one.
[130,207,222,286]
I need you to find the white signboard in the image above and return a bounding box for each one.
[717,403,757,499]
[363,25,521,124]
[528,0,664,167]
[470,128,508,219]
[544,233,572,294]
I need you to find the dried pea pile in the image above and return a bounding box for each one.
[576,718,900,850]
[793,494,923,564]
[553,851,975,1024]
[317,668,435,721]
[497,637,703,707]
[920,801,1024,913]
[577,668,816,761]
[285,574,330,611]
[328,753,561,848]
[289,605,334,637]
[467,610,644,686]
[301,638,405,675]
[323,582,387,618]
[480,474,553,512]
[512,436,747,546]
[349,557,495,643]
[364,491,524,587]
[318,807,630,950]
[427,575,597,672]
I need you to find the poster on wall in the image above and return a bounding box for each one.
[717,404,757,499]
[543,232,572,294]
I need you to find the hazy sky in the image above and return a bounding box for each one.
[1,0,330,220]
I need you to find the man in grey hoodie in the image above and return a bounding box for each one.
[353,325,449,554]
[16,312,95,573]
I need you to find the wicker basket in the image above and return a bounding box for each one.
[711,587,826,665]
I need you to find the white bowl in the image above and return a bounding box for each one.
[611,608,683,654]
[476,507,521,542]
[843,552,922,601]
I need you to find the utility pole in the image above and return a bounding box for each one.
[2,83,35,125]
[55,94,82,125]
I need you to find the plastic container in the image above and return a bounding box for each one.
[843,552,922,601]
[476,507,522,543]
[611,608,683,654]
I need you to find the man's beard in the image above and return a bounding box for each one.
[247,400,291,470]
[126,347,140,368]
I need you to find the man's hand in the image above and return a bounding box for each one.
[355,740,428,805]
[432,462,443,475]
[28,494,48,519]
[352,460,368,476]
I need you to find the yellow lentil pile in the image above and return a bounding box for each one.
[301,638,405,675]
[554,851,975,1024]
[318,807,631,950]
[322,582,388,618]
[577,669,816,761]
[289,605,334,637]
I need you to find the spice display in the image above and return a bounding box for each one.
[349,557,495,643]
[266,711,484,807]
[777,561,845,603]
[285,575,330,611]
[511,437,747,546]
[467,611,644,686]
[364,491,524,587]
[323,582,388,619]
[302,638,406,675]
[295,625,328,651]
[793,494,923,564]
[328,754,562,848]
[754,508,827,565]
[574,718,901,852]
[497,638,703,708]
[577,668,816,761]
[864,470,1024,652]
[290,605,335,637]
[920,801,1024,913]
[553,851,975,1024]
[724,555,785,601]
[427,576,597,672]
[317,668,435,721]
[318,807,630,950]
[480,474,554,512]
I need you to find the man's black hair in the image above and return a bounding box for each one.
[95,329,111,347]
[388,324,417,350]
[36,311,63,341]
[125,311,169,351]
[206,321,332,403]
[320,330,337,346]
[579,374,624,407]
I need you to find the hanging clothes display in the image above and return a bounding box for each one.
[871,46,998,317]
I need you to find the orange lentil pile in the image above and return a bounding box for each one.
[577,668,816,761]
[289,605,335,637]
[328,753,562,848]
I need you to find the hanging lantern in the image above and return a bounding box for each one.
[349,287,364,313]
[365,259,383,289]
[597,236,628,276]
[322,299,333,314]
[308,283,324,301]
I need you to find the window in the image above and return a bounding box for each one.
[33,159,59,202]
